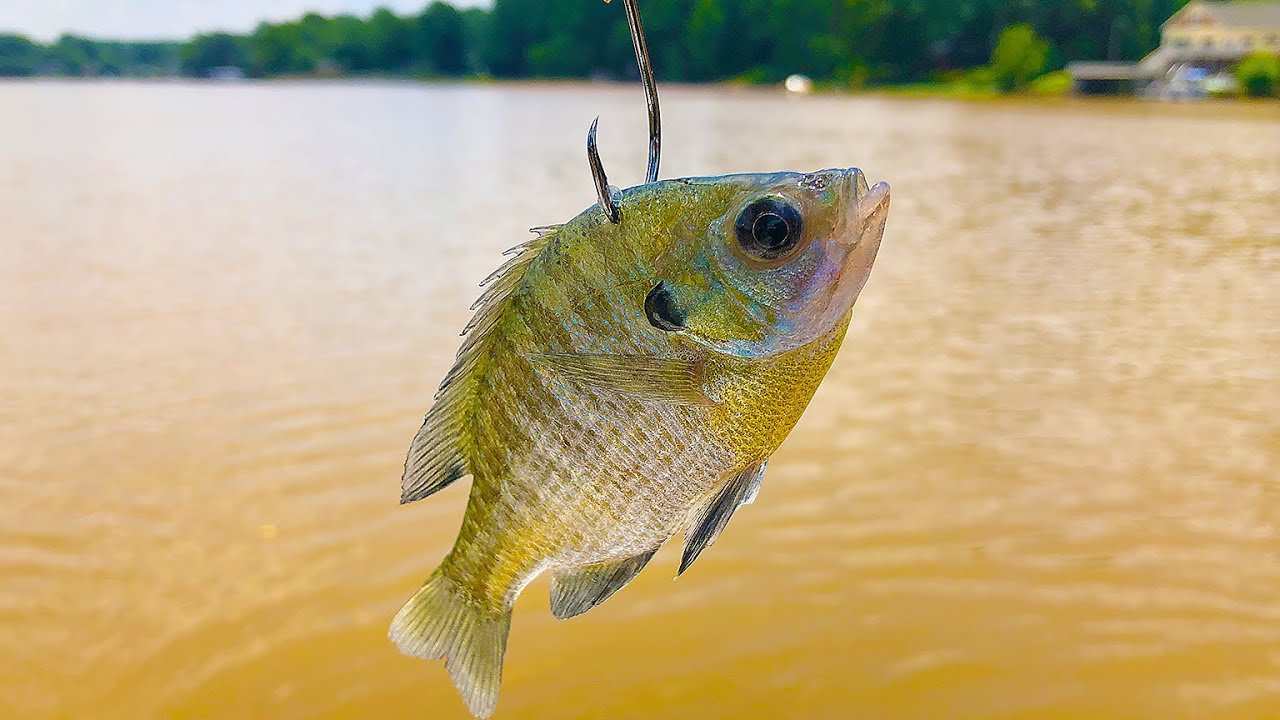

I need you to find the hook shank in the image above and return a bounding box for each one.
[621,0,661,184]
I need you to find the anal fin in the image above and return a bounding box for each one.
[679,461,768,576]
[550,549,658,620]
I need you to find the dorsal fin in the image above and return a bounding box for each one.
[401,226,558,504]
[679,461,767,576]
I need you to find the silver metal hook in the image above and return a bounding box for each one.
[620,0,661,184]
[588,0,662,217]
[587,116,621,224]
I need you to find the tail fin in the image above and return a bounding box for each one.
[389,570,512,718]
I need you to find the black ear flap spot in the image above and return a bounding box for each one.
[645,282,685,333]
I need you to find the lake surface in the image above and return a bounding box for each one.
[1,81,1277,719]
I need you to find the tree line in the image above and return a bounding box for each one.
[0,0,1241,84]
[0,34,180,77]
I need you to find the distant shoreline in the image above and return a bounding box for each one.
[2,75,1275,109]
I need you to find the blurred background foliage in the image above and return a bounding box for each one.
[1235,49,1280,94]
[0,0,1275,95]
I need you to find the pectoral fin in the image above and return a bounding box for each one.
[528,353,711,406]
[679,461,768,577]
[550,549,658,620]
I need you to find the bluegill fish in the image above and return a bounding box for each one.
[392,168,890,716]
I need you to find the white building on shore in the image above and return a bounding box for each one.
[1068,1,1280,95]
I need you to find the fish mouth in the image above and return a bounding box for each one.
[858,181,891,225]
[830,167,888,302]
[839,168,890,250]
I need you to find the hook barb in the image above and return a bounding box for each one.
[587,116,621,224]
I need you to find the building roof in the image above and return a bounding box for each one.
[1166,1,1280,29]
[1066,62,1152,80]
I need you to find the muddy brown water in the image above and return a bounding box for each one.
[1,81,1278,719]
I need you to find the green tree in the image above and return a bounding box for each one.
[460,7,491,73]
[128,42,181,74]
[416,2,470,75]
[182,33,249,77]
[686,0,729,80]
[0,34,45,76]
[297,13,335,58]
[369,7,414,71]
[330,15,374,73]
[0,0,1246,86]
[484,0,531,76]
[50,35,100,75]
[1236,51,1280,97]
[252,22,314,75]
[990,23,1050,92]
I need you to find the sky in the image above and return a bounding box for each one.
[3,0,491,41]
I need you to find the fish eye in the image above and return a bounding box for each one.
[734,196,804,262]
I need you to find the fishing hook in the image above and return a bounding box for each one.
[621,0,662,184]
[588,116,621,224]
[588,0,663,224]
